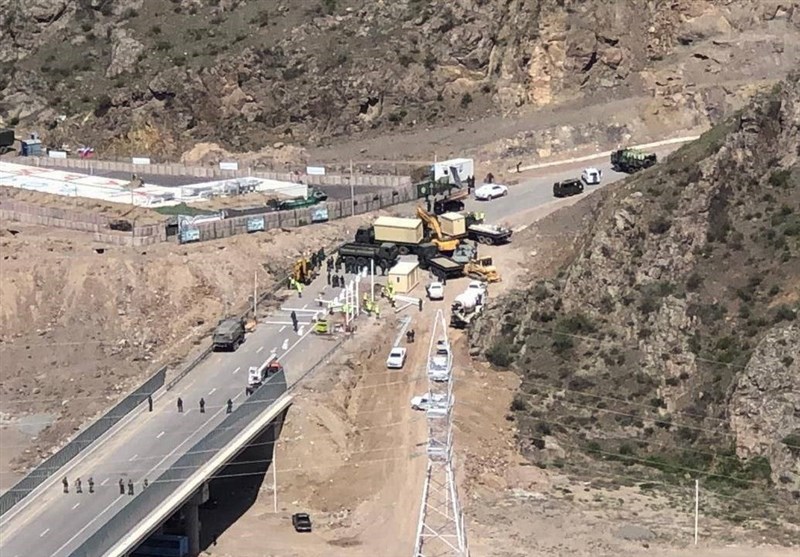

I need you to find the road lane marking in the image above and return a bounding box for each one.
[297,326,305,336]
[129,454,138,461]
[233,366,241,374]
[101,478,109,486]
[256,346,264,353]
[270,347,277,354]
[302,304,308,309]
[156,431,165,439]
[208,388,217,395]
[71,503,80,510]
[281,339,289,350]
[279,325,286,332]
[40,528,50,537]
[51,496,124,556]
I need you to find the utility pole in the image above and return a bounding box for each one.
[370,259,375,303]
[272,438,278,513]
[694,479,699,545]
[349,159,355,216]
[253,270,258,320]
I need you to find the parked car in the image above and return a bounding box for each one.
[581,167,602,185]
[411,392,453,412]
[386,347,408,369]
[292,512,312,533]
[426,281,445,300]
[466,280,487,298]
[474,183,508,200]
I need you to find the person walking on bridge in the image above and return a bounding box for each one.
[75,478,82,494]
[127,479,134,496]
[177,397,184,413]
[148,394,153,412]
[119,478,125,495]
[62,477,69,494]
[88,477,94,494]
[290,311,298,333]
[227,399,233,414]
[199,397,206,414]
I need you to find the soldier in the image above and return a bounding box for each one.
[418,298,423,312]
[199,398,206,414]
[75,477,82,494]
[119,479,125,495]
[127,479,134,496]
[406,330,413,344]
[88,477,94,494]
[148,394,153,412]
[143,479,149,489]
[62,477,69,494]
[227,399,233,414]
[177,397,184,413]
[326,270,331,285]
[290,311,298,333]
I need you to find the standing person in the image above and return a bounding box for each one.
[147,395,153,412]
[119,479,125,495]
[62,477,69,494]
[177,397,184,413]
[127,479,134,496]
[290,311,298,332]
[199,398,205,414]
[143,479,149,489]
[418,298,423,312]
[327,270,331,285]
[88,477,94,494]
[226,399,233,414]
[75,478,82,494]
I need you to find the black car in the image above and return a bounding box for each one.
[553,178,584,198]
[292,512,312,533]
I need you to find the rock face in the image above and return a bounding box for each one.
[471,71,800,497]
[0,0,799,156]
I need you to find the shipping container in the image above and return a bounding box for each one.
[373,216,424,245]
[388,261,421,294]
[439,213,466,237]
[432,158,474,184]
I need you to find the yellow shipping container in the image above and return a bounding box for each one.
[388,261,421,294]
[373,216,424,244]
[439,213,466,237]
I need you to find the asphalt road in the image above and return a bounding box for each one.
[0,269,363,557]
[0,142,690,556]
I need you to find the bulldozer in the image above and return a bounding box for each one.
[464,256,501,283]
[292,257,317,285]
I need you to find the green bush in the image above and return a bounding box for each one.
[486,341,514,368]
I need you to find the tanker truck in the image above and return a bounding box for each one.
[450,289,484,329]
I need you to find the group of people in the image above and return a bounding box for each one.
[61,476,145,496]
[176,397,234,414]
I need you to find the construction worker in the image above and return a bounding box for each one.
[88,477,94,493]
[119,479,125,495]
[227,399,233,414]
[148,394,153,412]
[62,477,69,494]
[199,398,205,413]
[127,479,134,496]
[375,304,381,319]
[177,397,184,413]
[75,478,82,494]
[290,310,298,332]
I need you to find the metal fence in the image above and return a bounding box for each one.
[0,367,167,517]
[68,369,288,557]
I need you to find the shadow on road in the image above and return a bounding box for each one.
[198,407,289,550]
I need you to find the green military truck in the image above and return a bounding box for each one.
[611,148,657,173]
[212,317,246,351]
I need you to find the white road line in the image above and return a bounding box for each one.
[156,431,165,439]
[297,326,305,336]
[256,346,264,353]
[100,478,109,486]
[40,528,50,537]
[302,303,308,309]
[129,454,138,461]
[71,503,80,510]
[281,339,289,350]
[233,366,241,374]
[51,496,123,556]
[208,388,217,395]
[270,347,277,354]
[279,326,286,332]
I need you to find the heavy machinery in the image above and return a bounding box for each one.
[417,251,501,283]
[292,257,317,285]
[553,178,584,198]
[416,207,461,253]
[268,187,328,211]
[337,242,399,271]
[354,217,427,256]
[246,355,283,395]
[610,148,657,173]
[212,317,246,351]
[420,207,513,247]
[450,289,484,329]
[464,256,501,282]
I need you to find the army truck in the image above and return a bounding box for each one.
[337,242,400,270]
[355,216,427,255]
[212,317,246,351]
[553,178,584,198]
[268,187,328,211]
[610,148,657,173]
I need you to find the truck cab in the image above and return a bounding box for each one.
[246,356,284,395]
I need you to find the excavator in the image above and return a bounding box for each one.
[291,257,317,285]
[415,206,461,253]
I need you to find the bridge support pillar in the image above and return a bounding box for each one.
[186,500,201,556]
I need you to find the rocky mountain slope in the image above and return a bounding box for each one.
[1,0,799,158]
[471,71,800,509]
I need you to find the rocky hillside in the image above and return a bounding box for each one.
[2,0,799,158]
[471,72,800,507]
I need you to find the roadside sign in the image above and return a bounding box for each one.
[306,166,326,176]
[131,157,151,165]
[219,161,239,171]
[246,216,266,232]
[48,150,67,159]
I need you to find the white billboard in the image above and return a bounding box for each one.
[219,161,239,171]
[132,157,151,165]
[48,150,67,159]
[306,166,326,176]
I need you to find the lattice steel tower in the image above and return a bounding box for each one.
[413,309,469,557]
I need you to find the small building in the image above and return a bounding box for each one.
[388,261,421,294]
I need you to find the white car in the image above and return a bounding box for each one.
[411,392,453,412]
[426,281,444,300]
[474,183,508,200]
[386,347,408,369]
[581,167,602,185]
[467,280,487,298]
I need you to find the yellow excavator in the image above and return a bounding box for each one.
[291,257,317,285]
[415,206,461,253]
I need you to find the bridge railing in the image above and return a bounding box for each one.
[67,369,288,557]
[0,367,167,517]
